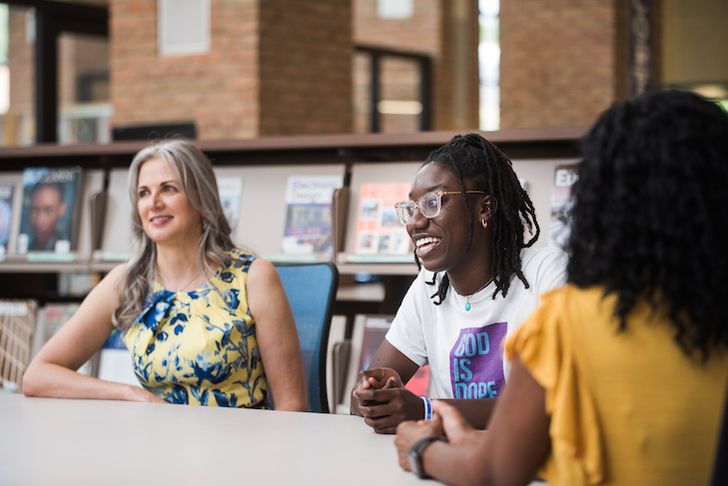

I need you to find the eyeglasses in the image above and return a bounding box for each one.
[394,190,486,225]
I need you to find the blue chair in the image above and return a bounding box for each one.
[274,262,339,413]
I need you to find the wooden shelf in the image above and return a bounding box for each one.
[0,259,91,273]
[0,128,584,169]
[0,258,420,276]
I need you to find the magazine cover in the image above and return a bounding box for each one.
[0,183,14,255]
[549,164,579,249]
[16,167,83,254]
[282,175,343,256]
[216,175,244,234]
[357,315,430,396]
[355,182,411,255]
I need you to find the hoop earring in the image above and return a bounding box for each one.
[481,218,488,229]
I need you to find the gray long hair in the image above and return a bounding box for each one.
[114,139,234,329]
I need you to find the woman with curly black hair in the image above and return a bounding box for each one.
[394,90,728,485]
[351,133,567,434]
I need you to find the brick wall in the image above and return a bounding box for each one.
[258,1,352,136]
[7,0,624,143]
[111,0,259,139]
[112,0,351,139]
[500,0,617,129]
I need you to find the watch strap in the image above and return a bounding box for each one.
[408,435,447,479]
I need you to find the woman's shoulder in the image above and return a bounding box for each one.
[219,248,281,286]
[536,284,609,324]
[222,247,256,271]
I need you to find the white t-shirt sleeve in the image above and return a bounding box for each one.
[531,246,568,293]
[385,271,429,367]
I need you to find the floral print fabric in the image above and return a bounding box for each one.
[123,249,268,407]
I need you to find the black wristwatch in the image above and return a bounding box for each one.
[408,436,447,479]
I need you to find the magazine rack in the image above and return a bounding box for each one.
[98,165,347,266]
[0,130,582,411]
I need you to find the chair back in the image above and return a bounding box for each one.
[275,262,338,413]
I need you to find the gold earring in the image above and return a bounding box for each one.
[481,217,488,229]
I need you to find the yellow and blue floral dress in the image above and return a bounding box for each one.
[123,249,268,407]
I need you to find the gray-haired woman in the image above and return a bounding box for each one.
[24,139,307,410]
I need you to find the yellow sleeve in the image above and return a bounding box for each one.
[505,287,604,486]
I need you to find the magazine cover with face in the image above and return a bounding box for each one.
[16,167,83,254]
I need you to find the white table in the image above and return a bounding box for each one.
[0,393,429,485]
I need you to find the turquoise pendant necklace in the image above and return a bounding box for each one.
[461,279,493,312]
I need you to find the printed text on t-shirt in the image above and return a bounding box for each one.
[450,322,507,399]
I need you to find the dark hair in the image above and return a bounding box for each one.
[418,133,540,304]
[567,89,728,360]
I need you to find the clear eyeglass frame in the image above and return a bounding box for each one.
[394,190,486,225]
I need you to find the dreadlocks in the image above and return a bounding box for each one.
[416,133,540,305]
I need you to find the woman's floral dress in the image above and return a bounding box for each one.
[123,249,268,407]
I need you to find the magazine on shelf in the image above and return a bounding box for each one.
[357,315,430,396]
[32,303,92,375]
[16,167,83,255]
[354,182,412,256]
[216,175,244,234]
[281,175,343,257]
[0,300,37,391]
[0,182,14,256]
[549,164,579,249]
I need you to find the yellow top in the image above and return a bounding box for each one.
[505,284,728,486]
[123,249,268,407]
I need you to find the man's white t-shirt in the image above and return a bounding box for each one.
[386,246,567,399]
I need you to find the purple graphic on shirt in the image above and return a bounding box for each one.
[450,322,508,399]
